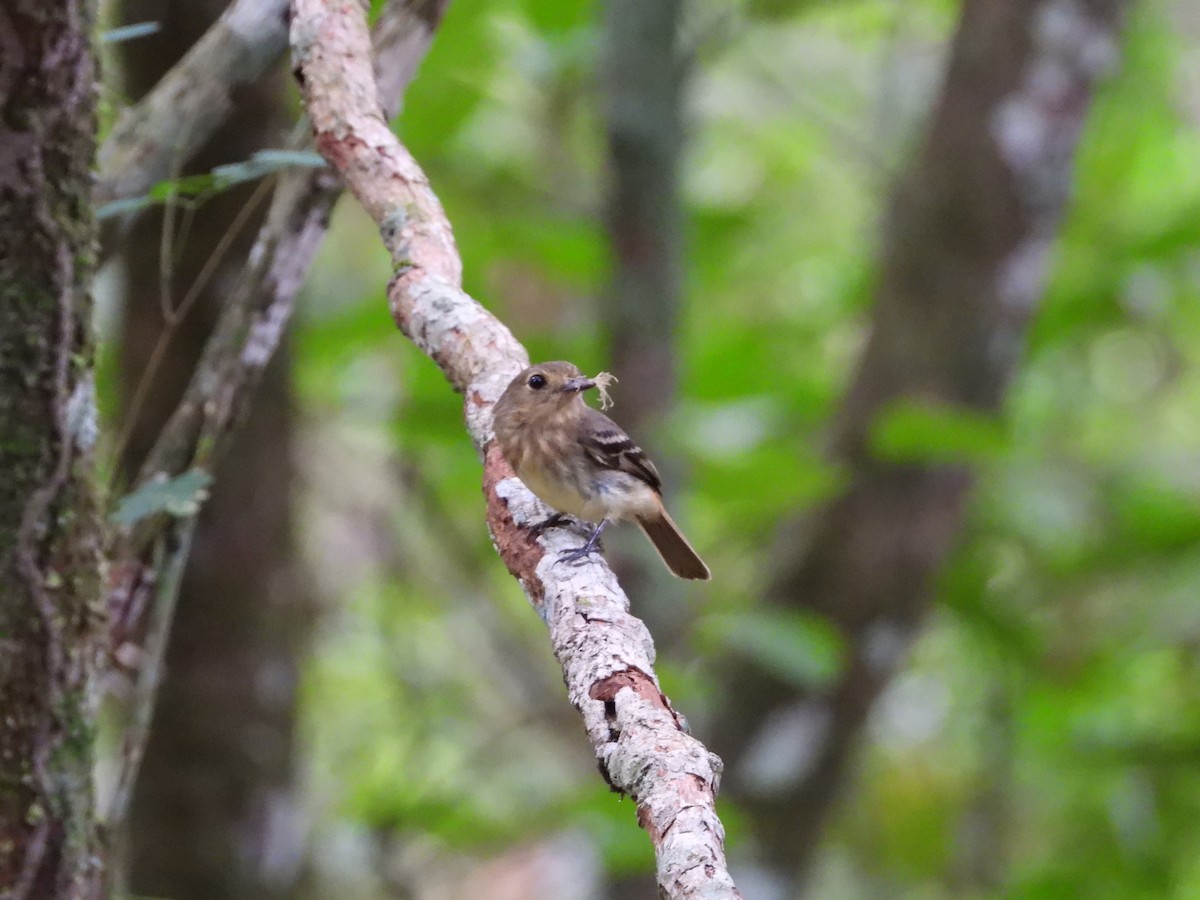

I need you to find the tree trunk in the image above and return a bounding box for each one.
[0,2,103,896]
[597,0,694,644]
[712,0,1131,889]
[600,0,686,429]
[599,4,694,894]
[113,2,309,896]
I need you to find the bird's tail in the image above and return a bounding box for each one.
[637,509,711,580]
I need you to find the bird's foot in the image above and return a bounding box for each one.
[555,520,608,567]
[557,542,603,567]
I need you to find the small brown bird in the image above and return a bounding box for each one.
[492,361,710,580]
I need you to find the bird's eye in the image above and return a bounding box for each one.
[528,373,547,390]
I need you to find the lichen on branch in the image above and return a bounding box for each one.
[288,1,741,895]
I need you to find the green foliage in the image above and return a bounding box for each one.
[276,0,1200,894]
[698,609,844,689]
[96,150,325,220]
[570,786,656,875]
[1110,473,1200,554]
[872,400,1009,464]
[111,469,211,526]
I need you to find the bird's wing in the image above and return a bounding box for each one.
[578,408,662,493]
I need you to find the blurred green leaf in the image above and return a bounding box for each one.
[100,21,160,44]
[872,399,1009,464]
[572,786,654,876]
[111,469,212,526]
[699,609,844,689]
[1111,475,1200,553]
[97,150,325,220]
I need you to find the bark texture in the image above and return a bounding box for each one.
[0,2,103,897]
[712,0,1131,887]
[289,2,741,895]
[113,3,305,897]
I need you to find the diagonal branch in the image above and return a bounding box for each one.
[289,2,740,897]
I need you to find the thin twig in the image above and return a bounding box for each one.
[158,158,181,322]
[106,524,194,824]
[11,817,50,900]
[109,175,275,483]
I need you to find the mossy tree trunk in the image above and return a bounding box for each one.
[0,2,104,896]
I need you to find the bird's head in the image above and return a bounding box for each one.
[493,361,598,428]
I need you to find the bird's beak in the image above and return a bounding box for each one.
[561,375,596,394]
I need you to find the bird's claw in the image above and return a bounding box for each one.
[556,543,603,567]
[555,521,608,567]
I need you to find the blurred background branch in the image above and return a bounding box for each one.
[596,0,697,648]
[712,0,1132,891]
[97,0,291,251]
[102,2,447,896]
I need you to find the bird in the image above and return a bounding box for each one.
[491,361,710,580]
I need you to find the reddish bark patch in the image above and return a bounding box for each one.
[483,441,546,607]
[589,667,667,710]
[637,802,659,839]
[386,275,416,337]
[313,130,355,171]
[682,773,711,803]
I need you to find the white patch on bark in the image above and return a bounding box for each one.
[249,788,309,886]
[66,373,98,452]
[1036,0,1118,77]
[870,671,951,748]
[241,297,289,369]
[992,0,1117,184]
[990,0,1122,352]
[494,476,549,527]
[992,95,1049,176]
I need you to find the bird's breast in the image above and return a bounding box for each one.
[515,460,597,520]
